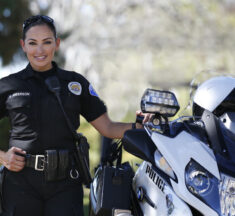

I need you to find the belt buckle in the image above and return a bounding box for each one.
[35,155,45,171]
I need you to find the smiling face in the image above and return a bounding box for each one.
[20,24,60,72]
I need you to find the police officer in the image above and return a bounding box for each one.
[0,15,149,216]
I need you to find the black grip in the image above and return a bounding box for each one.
[136,115,144,124]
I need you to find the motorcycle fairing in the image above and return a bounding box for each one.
[133,161,193,216]
[151,130,220,216]
[122,129,156,164]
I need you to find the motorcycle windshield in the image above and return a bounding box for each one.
[216,120,235,176]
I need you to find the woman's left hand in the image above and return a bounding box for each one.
[135,110,152,128]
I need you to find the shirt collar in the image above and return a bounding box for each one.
[21,61,71,81]
[21,63,34,79]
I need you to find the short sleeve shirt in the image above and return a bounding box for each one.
[0,62,107,154]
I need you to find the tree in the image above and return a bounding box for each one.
[42,0,235,119]
[0,0,32,152]
[0,0,32,65]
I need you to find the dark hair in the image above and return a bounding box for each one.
[22,15,57,40]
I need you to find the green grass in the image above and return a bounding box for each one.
[83,187,90,216]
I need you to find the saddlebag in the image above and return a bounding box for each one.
[90,162,134,216]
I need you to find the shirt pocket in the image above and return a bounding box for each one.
[5,94,31,127]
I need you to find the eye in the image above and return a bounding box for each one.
[29,42,36,45]
[44,41,52,44]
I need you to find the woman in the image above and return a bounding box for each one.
[0,15,148,216]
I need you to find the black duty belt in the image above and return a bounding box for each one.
[24,151,79,180]
[25,154,46,171]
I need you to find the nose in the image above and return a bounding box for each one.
[36,44,44,54]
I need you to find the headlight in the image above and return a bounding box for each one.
[185,160,221,215]
[219,173,235,216]
[185,164,211,195]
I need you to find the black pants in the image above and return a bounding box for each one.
[2,168,84,216]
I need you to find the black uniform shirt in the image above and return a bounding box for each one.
[0,62,107,154]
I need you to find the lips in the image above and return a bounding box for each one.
[34,55,47,61]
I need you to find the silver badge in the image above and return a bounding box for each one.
[68,82,82,95]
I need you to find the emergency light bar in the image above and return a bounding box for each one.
[141,89,180,117]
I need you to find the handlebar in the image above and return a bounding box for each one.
[136,115,144,124]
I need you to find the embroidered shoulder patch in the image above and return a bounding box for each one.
[89,84,99,97]
[68,82,82,95]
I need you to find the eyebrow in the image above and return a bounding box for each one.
[27,37,53,41]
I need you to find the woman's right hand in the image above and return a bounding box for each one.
[1,147,26,172]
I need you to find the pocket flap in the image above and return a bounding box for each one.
[6,93,31,110]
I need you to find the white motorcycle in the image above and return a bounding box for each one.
[90,76,235,216]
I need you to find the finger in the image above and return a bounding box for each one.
[14,155,26,162]
[14,160,25,167]
[8,156,25,168]
[136,110,142,115]
[9,152,25,162]
[12,159,25,168]
[12,147,26,154]
[6,163,22,171]
[143,114,150,123]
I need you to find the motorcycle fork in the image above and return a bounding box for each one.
[130,189,143,216]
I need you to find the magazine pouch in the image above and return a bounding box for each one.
[44,150,58,182]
